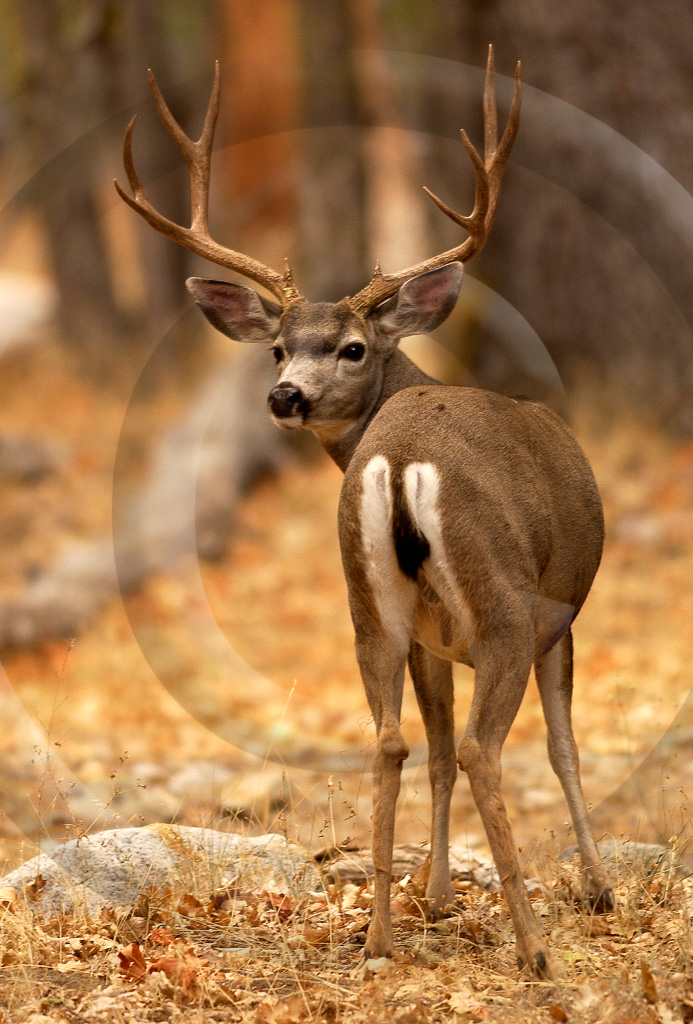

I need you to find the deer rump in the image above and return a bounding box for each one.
[339,385,604,669]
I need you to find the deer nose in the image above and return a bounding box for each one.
[268,382,304,418]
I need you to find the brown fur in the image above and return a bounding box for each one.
[187,275,613,977]
[334,355,613,975]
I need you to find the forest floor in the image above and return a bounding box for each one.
[0,338,692,1021]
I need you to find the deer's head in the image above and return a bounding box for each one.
[185,264,463,438]
[115,50,521,441]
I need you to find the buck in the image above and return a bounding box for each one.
[117,49,614,976]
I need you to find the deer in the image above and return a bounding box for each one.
[116,48,615,977]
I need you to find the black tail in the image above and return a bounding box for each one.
[391,470,430,580]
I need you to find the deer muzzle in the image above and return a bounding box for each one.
[268,382,307,420]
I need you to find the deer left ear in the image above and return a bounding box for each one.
[186,278,282,342]
[369,262,464,338]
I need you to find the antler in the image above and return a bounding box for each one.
[349,46,522,316]
[114,63,302,307]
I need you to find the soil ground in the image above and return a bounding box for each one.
[0,338,692,1022]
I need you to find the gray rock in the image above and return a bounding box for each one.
[559,838,682,876]
[324,843,544,895]
[325,843,499,890]
[0,824,321,914]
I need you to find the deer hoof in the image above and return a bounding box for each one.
[516,939,552,978]
[364,920,393,960]
[427,888,456,921]
[585,885,615,914]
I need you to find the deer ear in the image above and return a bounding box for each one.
[370,263,464,338]
[186,278,282,342]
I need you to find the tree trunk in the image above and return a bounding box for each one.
[294,0,369,300]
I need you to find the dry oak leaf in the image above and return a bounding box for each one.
[149,949,210,994]
[640,959,657,1005]
[23,873,46,901]
[549,1005,568,1022]
[177,892,206,918]
[262,890,296,921]
[256,994,305,1024]
[447,990,489,1020]
[118,941,147,982]
[149,926,177,945]
[0,886,19,910]
[301,921,332,944]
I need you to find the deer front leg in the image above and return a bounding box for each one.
[458,633,551,977]
[357,642,409,960]
[408,643,456,918]
[535,630,614,911]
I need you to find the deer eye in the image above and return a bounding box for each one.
[271,345,284,363]
[339,342,365,362]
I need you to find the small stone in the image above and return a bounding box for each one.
[365,956,393,974]
[168,760,235,802]
[220,769,290,821]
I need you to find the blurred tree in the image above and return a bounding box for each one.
[2,0,213,377]
[295,0,369,299]
[379,0,693,427]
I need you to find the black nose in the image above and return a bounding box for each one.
[268,382,303,418]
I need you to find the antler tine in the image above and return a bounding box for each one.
[423,128,489,239]
[490,62,522,176]
[349,52,521,317]
[483,60,522,234]
[483,45,498,166]
[115,65,301,306]
[120,115,143,198]
[147,64,220,234]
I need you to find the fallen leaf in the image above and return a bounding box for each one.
[448,990,489,1020]
[149,926,176,945]
[118,942,147,982]
[302,922,332,944]
[641,959,657,1004]
[256,994,304,1023]
[53,960,88,973]
[0,887,18,910]
[149,950,210,994]
[263,890,296,921]
[177,892,205,918]
[23,873,46,901]
[394,1001,429,1024]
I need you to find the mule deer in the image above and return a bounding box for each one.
[117,49,614,976]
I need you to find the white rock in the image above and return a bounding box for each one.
[0,824,321,914]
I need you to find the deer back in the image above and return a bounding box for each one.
[338,386,603,663]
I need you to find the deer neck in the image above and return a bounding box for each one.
[317,348,438,472]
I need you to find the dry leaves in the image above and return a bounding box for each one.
[118,939,210,995]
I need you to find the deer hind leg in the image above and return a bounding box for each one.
[457,625,551,977]
[535,629,614,911]
[408,642,456,918]
[357,636,410,959]
[351,454,417,958]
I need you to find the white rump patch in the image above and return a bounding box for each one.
[403,462,473,635]
[403,462,441,537]
[360,456,415,646]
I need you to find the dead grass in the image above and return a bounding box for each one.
[1,341,693,1019]
[0,844,693,1023]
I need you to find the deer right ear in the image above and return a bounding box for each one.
[369,263,464,339]
[186,278,282,342]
